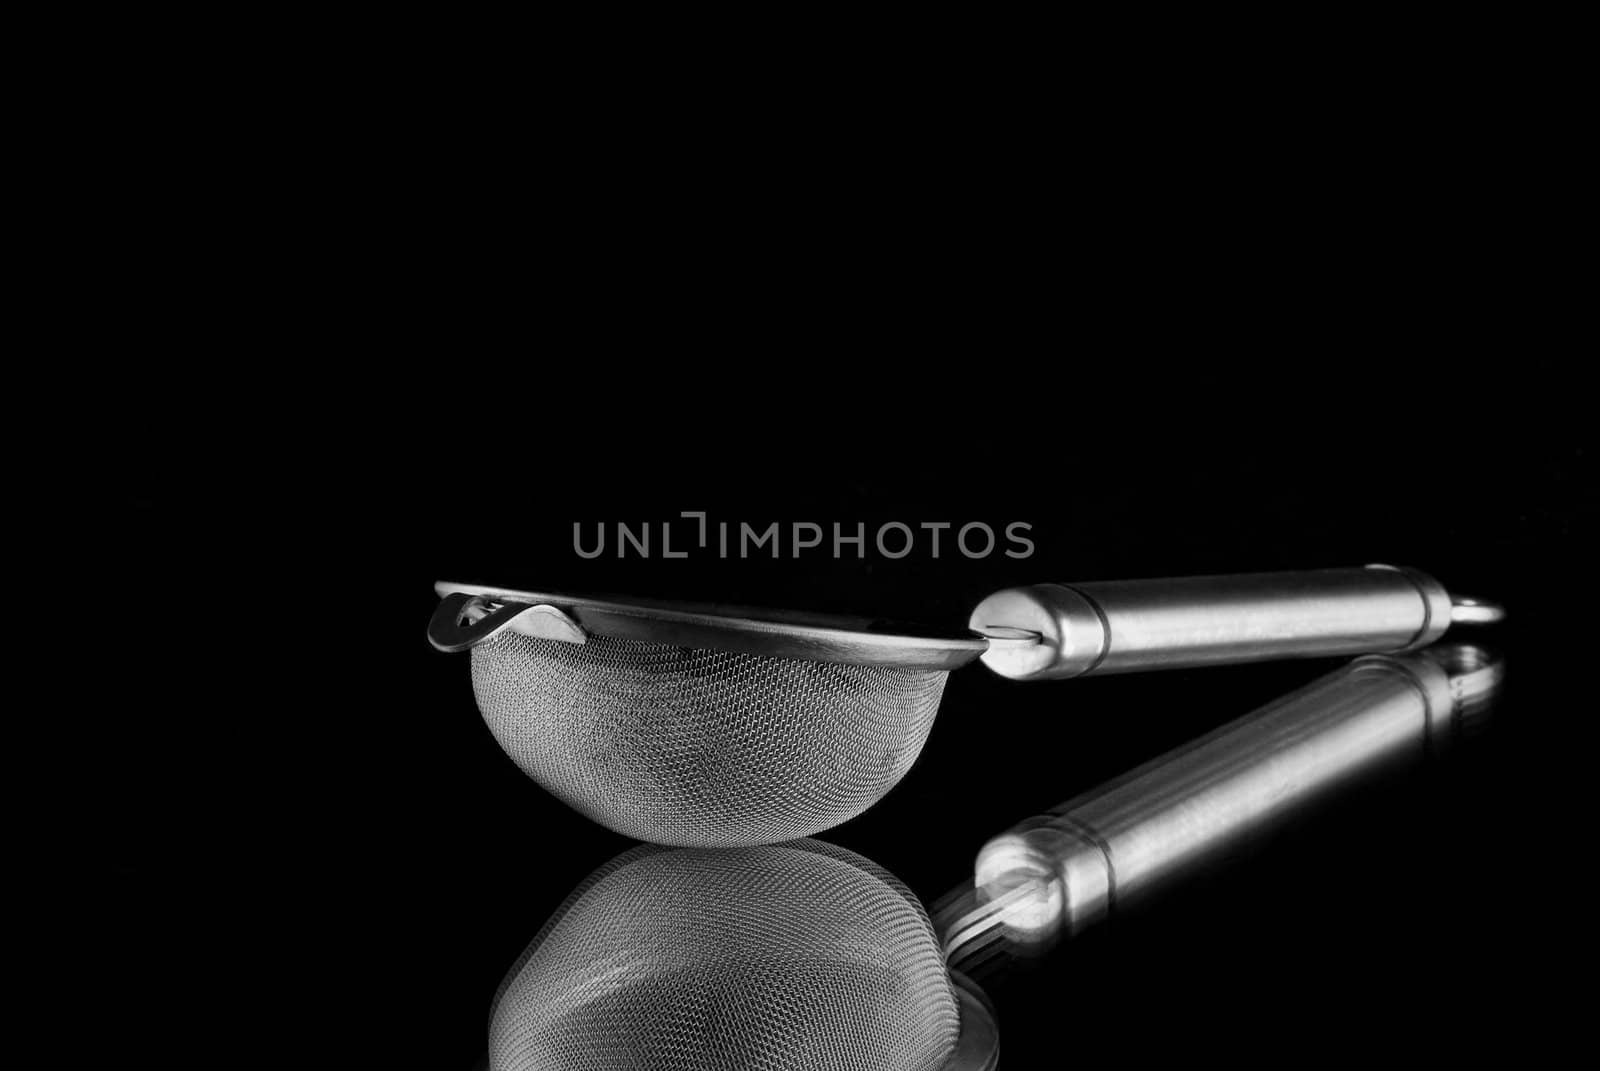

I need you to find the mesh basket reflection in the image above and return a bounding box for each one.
[489,840,962,1071]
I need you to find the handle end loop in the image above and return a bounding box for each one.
[1449,596,1506,625]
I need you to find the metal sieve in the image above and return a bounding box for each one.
[430,567,1501,846]
[487,839,998,1071]
[482,644,1502,1069]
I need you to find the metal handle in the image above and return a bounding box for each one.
[970,564,1502,681]
[971,645,1502,944]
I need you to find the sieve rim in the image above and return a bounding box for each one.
[435,580,990,670]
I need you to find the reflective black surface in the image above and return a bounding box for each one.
[100,368,1583,1069]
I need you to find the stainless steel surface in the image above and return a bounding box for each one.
[975,645,1502,943]
[970,564,1495,680]
[433,580,990,671]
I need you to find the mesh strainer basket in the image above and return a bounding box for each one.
[430,584,993,847]
[488,839,999,1071]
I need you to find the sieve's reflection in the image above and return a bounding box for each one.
[487,646,1502,1070]
[488,840,996,1071]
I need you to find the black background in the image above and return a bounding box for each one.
[41,26,1594,1065]
[104,372,1584,1068]
[85,119,1590,1066]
